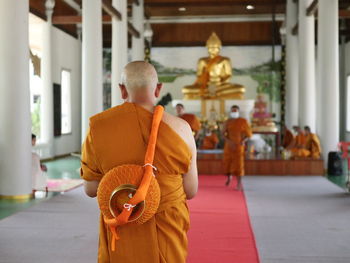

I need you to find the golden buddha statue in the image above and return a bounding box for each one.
[183,32,245,100]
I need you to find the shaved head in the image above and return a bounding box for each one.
[121,61,158,92]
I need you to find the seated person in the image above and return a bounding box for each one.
[289,126,309,158]
[32,134,48,194]
[282,125,294,149]
[200,128,219,150]
[304,126,322,159]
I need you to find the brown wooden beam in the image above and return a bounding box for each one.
[306,0,318,16]
[145,0,286,8]
[52,15,112,24]
[102,0,122,20]
[292,23,298,35]
[102,0,140,38]
[128,22,140,38]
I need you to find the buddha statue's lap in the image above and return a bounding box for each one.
[182,32,245,100]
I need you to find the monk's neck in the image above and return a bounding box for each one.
[135,102,155,112]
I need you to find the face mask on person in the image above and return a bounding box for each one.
[230,112,239,119]
[206,131,212,136]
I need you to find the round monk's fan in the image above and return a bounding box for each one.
[96,105,164,251]
[97,164,160,225]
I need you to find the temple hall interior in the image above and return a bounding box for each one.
[1,0,350,262]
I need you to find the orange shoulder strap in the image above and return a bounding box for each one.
[105,105,164,251]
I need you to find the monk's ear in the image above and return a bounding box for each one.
[119,84,128,100]
[154,83,162,98]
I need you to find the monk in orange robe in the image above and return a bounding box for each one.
[304,126,322,159]
[175,103,201,138]
[223,105,252,190]
[290,126,310,158]
[201,129,219,149]
[282,125,294,149]
[81,62,198,263]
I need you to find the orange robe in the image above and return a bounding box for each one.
[179,114,201,134]
[282,129,294,148]
[201,133,219,149]
[305,133,322,159]
[291,133,310,157]
[81,102,192,263]
[223,118,252,176]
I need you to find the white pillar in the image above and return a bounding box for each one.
[285,0,299,128]
[41,0,55,157]
[131,0,144,61]
[111,0,128,107]
[82,0,103,139]
[298,0,316,131]
[318,0,339,164]
[0,0,32,196]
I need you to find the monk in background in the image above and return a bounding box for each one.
[282,125,294,149]
[175,103,201,139]
[81,61,198,263]
[201,128,219,150]
[290,126,309,158]
[304,126,322,159]
[223,105,252,190]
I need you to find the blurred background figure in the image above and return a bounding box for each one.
[31,134,48,195]
[176,103,201,140]
[304,126,322,159]
[201,127,219,150]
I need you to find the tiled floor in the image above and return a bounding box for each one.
[44,156,81,179]
[0,155,348,220]
[0,156,81,220]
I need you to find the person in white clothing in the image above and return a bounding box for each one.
[31,134,48,195]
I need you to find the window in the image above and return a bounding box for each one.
[61,70,72,134]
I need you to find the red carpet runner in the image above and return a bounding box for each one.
[187,175,260,263]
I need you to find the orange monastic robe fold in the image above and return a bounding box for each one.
[81,102,192,263]
[291,133,310,157]
[201,133,219,149]
[180,114,201,134]
[223,118,252,176]
[305,133,322,159]
[282,129,294,148]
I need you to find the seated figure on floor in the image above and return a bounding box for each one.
[31,134,48,194]
[281,125,294,149]
[289,126,309,158]
[200,127,219,150]
[182,32,245,100]
[304,126,322,159]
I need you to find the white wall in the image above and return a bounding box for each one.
[51,27,81,156]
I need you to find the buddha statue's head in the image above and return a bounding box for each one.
[206,32,222,58]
